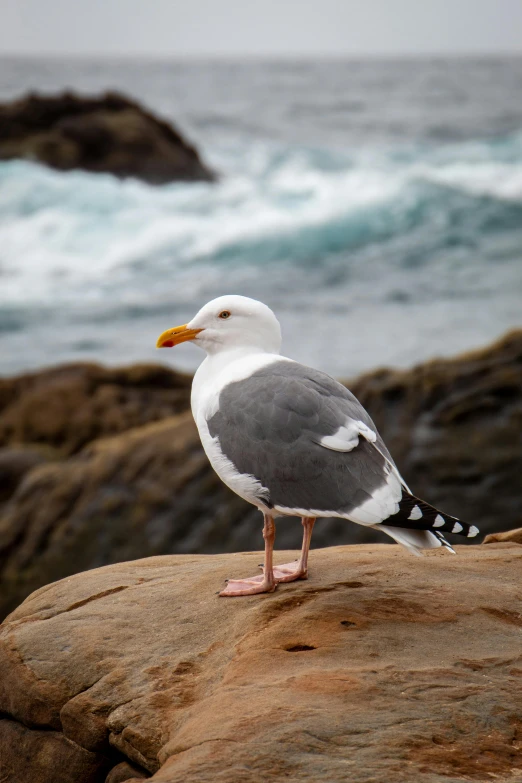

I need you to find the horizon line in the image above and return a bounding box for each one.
[1,49,522,62]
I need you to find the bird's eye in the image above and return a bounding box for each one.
[219,310,231,319]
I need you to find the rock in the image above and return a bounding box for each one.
[0,362,192,457]
[484,527,522,544]
[106,762,148,782]
[0,91,216,184]
[0,544,521,782]
[0,717,111,783]
[1,330,522,620]
[0,413,256,619]
[0,445,52,504]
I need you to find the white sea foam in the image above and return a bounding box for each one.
[1,132,522,375]
[415,162,522,200]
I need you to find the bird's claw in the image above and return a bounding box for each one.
[219,574,277,597]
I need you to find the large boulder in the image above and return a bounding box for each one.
[1,330,521,620]
[0,543,521,782]
[0,91,215,184]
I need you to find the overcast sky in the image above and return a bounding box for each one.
[1,0,522,58]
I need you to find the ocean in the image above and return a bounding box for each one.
[1,56,522,377]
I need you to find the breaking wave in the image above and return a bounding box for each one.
[1,130,522,375]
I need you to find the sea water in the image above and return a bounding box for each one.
[1,57,522,376]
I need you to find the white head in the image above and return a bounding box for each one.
[156,295,282,356]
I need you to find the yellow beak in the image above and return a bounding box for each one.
[156,324,203,348]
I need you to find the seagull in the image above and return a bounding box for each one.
[157,295,478,597]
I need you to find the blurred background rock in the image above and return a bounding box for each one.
[1,0,521,618]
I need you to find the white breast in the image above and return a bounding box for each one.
[191,349,288,511]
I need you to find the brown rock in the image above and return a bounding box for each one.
[0,544,521,782]
[0,717,111,783]
[0,445,52,503]
[0,413,256,619]
[484,527,522,544]
[105,762,148,782]
[0,91,215,184]
[0,362,192,456]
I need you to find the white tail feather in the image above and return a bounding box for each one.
[377,525,455,555]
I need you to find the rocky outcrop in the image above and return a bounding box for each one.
[0,412,257,619]
[0,91,215,184]
[0,543,521,783]
[1,330,521,620]
[0,362,192,457]
[484,527,522,544]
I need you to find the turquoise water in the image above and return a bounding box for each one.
[1,57,522,376]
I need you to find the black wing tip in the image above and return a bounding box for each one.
[383,491,480,539]
[432,530,456,553]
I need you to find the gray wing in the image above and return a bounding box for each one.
[207,360,397,517]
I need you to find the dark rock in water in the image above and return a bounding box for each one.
[0,544,521,782]
[0,330,521,619]
[0,91,216,184]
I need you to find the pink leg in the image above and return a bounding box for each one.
[265,517,316,583]
[219,514,277,597]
